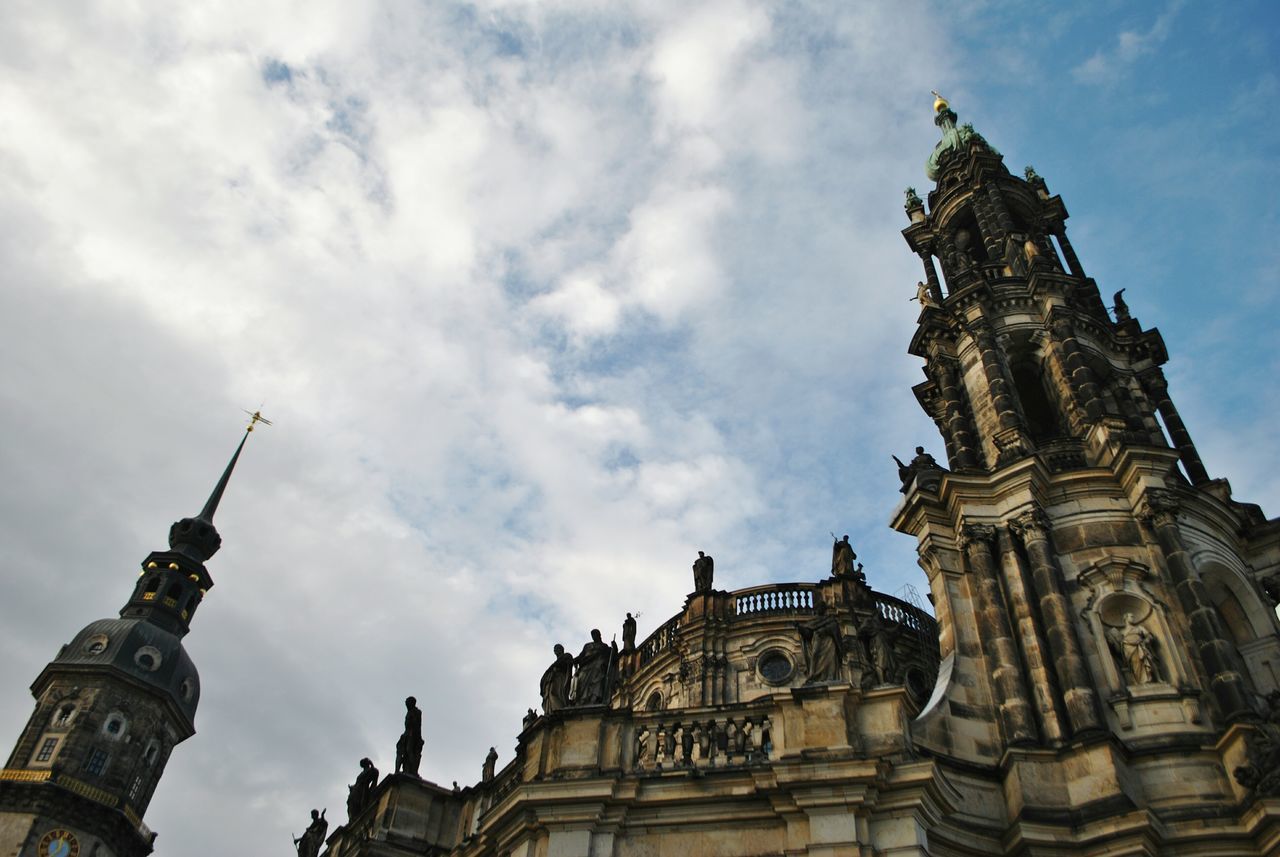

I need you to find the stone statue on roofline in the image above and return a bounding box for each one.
[692,551,714,592]
[395,696,423,777]
[540,644,574,714]
[293,808,327,857]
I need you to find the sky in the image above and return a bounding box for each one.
[1,1,1277,853]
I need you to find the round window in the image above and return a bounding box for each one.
[134,646,162,672]
[179,677,196,702]
[82,635,109,656]
[758,650,793,684]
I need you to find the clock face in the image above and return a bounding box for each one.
[37,829,80,857]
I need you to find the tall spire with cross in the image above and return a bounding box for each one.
[0,413,267,856]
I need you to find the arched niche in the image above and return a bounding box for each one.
[1196,560,1273,646]
[1077,558,1194,695]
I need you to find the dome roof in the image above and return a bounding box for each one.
[54,617,201,723]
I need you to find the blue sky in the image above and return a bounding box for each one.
[0,1,1276,852]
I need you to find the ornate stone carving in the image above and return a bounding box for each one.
[1235,692,1280,795]
[1138,489,1181,529]
[958,522,996,552]
[796,600,844,684]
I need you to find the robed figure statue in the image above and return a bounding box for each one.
[540,643,574,713]
[692,551,714,592]
[831,536,857,579]
[797,599,844,684]
[573,629,615,706]
[293,808,327,857]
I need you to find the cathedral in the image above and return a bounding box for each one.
[4,98,1280,856]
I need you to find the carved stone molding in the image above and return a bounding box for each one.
[1009,506,1051,541]
[958,522,996,552]
[1137,489,1181,529]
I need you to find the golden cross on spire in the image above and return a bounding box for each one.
[243,409,273,432]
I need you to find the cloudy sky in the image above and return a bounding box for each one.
[1,1,1277,852]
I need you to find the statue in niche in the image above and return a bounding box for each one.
[952,228,976,268]
[540,644,574,714]
[293,808,327,857]
[859,612,903,686]
[692,551,714,592]
[796,599,844,684]
[395,696,423,777]
[633,724,650,767]
[622,612,637,652]
[482,746,498,783]
[572,630,615,706]
[831,535,863,581]
[1107,612,1161,686]
[346,758,379,822]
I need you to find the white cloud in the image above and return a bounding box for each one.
[1073,0,1183,84]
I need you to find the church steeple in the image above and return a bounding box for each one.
[0,417,264,857]
[902,96,1209,483]
[892,98,1265,772]
[124,418,260,637]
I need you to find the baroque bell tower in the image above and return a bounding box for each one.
[0,420,261,857]
[891,96,1280,852]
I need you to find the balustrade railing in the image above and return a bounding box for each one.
[637,615,682,666]
[734,584,814,617]
[631,711,774,772]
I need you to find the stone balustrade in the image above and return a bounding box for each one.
[734,583,815,616]
[631,711,774,772]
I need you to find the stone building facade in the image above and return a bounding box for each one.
[0,430,256,857]
[319,99,1280,856]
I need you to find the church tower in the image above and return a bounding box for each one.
[891,96,1280,852]
[0,423,259,857]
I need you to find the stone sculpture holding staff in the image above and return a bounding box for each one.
[293,808,327,857]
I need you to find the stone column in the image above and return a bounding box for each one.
[1052,226,1085,278]
[960,523,1038,745]
[995,524,1065,743]
[985,184,1016,238]
[966,317,1030,462]
[1046,316,1105,422]
[928,357,980,471]
[1138,368,1210,485]
[1010,509,1104,736]
[1139,490,1253,722]
[920,253,944,304]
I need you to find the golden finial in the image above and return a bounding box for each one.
[243,409,273,433]
[931,90,949,113]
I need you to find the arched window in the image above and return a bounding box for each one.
[52,703,76,727]
[1011,359,1064,442]
[646,691,664,712]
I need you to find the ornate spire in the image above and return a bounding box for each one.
[168,411,268,563]
[924,94,998,181]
